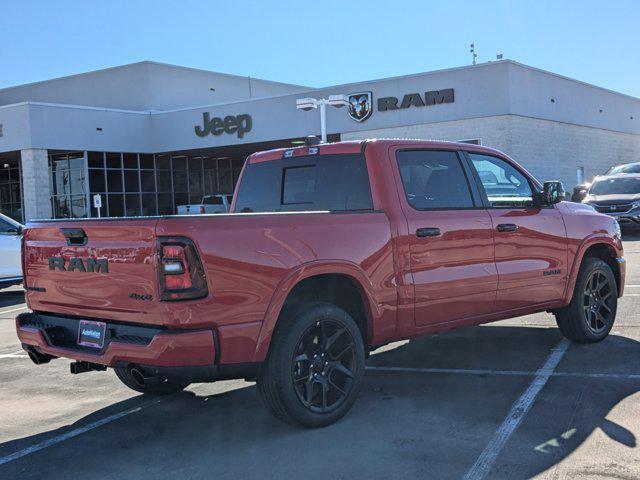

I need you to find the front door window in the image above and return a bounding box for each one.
[469,153,534,208]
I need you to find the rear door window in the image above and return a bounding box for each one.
[396,150,475,210]
[235,154,373,213]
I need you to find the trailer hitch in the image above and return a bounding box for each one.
[70,361,107,374]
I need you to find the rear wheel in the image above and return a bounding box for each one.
[114,366,189,395]
[555,257,617,343]
[257,302,365,428]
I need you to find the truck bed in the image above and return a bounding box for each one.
[23,211,395,363]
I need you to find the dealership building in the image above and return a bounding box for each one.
[0,59,639,222]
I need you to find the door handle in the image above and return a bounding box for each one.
[416,227,441,238]
[496,223,518,233]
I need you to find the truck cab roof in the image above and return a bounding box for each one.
[247,139,510,164]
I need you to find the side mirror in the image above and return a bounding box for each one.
[571,184,588,203]
[541,180,566,205]
[5,226,22,236]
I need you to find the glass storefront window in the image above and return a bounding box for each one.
[49,152,87,219]
[70,195,86,218]
[81,151,246,218]
[106,170,123,192]
[125,194,140,216]
[88,151,104,168]
[157,193,173,215]
[107,194,124,217]
[89,169,106,192]
[141,171,155,192]
[124,170,139,192]
[106,152,122,169]
[140,154,154,169]
[123,153,138,169]
[172,171,188,192]
[0,153,22,221]
[157,170,172,192]
[52,195,70,218]
[141,193,157,216]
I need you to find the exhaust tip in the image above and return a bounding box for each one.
[130,368,146,387]
[27,348,52,365]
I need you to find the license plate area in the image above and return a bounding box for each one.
[77,320,107,349]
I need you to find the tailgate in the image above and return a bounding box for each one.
[23,219,167,324]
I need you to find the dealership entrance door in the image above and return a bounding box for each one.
[0,151,22,222]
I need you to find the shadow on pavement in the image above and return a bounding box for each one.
[0,289,25,309]
[1,326,639,479]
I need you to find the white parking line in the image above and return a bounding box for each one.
[365,365,640,380]
[0,351,28,359]
[0,306,28,315]
[462,339,569,480]
[0,399,162,466]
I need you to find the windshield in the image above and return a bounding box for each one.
[589,177,640,195]
[605,163,640,175]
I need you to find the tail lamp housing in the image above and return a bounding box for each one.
[158,237,208,301]
[21,232,27,287]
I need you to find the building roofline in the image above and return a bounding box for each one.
[314,59,640,102]
[0,100,151,115]
[2,58,638,106]
[0,60,309,93]
[503,60,640,102]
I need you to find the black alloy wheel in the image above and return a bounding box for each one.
[257,302,366,428]
[291,320,357,414]
[583,270,615,334]
[555,257,617,343]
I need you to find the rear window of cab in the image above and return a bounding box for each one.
[234,154,373,213]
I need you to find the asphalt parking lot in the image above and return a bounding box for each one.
[1,239,640,479]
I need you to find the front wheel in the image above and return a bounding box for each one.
[555,257,618,343]
[257,302,366,428]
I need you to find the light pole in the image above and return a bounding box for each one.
[296,94,349,143]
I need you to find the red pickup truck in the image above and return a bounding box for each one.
[17,139,625,427]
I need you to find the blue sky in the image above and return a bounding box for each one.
[1,0,639,97]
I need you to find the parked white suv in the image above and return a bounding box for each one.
[0,213,23,289]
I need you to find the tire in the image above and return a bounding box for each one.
[555,257,618,343]
[114,366,189,395]
[257,301,366,428]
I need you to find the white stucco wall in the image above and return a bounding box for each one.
[341,115,640,189]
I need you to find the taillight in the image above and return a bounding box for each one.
[158,237,208,301]
[21,233,26,286]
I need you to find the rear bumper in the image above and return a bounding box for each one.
[16,312,216,367]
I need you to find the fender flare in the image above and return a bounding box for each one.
[562,233,620,304]
[251,260,380,362]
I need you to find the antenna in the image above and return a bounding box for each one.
[470,43,477,65]
[496,53,503,60]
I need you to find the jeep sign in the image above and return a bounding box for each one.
[195,112,252,138]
